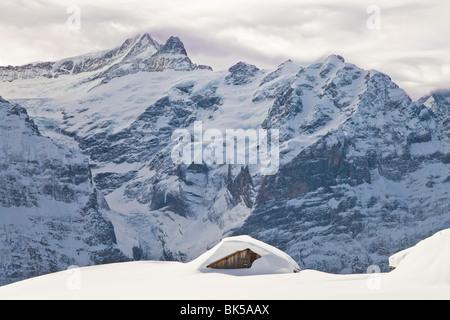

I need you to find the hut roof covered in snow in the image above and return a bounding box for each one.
[190,235,301,275]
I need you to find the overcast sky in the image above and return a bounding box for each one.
[0,0,449,99]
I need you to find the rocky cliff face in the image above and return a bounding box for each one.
[0,34,448,278]
[0,97,128,286]
[237,86,449,272]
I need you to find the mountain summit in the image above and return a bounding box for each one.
[161,36,188,55]
[0,33,211,83]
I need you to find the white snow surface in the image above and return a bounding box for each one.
[388,229,450,285]
[0,232,449,300]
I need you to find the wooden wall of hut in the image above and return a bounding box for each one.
[206,249,261,269]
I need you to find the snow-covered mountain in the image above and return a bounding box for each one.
[0,33,211,83]
[0,33,448,285]
[0,97,128,286]
[237,66,450,273]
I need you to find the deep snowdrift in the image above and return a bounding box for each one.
[387,228,450,286]
[0,233,449,300]
[191,235,301,275]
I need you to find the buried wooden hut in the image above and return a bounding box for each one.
[206,248,261,269]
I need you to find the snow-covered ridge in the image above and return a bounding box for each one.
[0,231,449,300]
[0,33,211,83]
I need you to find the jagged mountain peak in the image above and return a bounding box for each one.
[421,88,450,105]
[324,54,345,64]
[418,89,450,117]
[278,59,296,67]
[160,36,188,55]
[121,33,160,62]
[229,61,260,72]
[0,33,211,83]
[135,33,160,50]
[276,59,302,75]
[258,60,301,87]
[96,34,212,82]
[0,97,40,136]
[314,54,346,79]
[226,61,261,85]
[139,33,159,44]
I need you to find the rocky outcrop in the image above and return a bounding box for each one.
[226,62,261,86]
[0,97,128,286]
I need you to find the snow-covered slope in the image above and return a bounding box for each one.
[0,97,128,286]
[237,62,450,273]
[388,228,450,285]
[0,33,448,282]
[0,233,449,300]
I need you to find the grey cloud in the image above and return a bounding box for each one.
[0,0,448,99]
